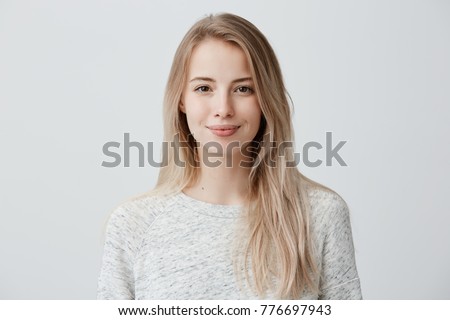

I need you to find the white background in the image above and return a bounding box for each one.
[1,0,449,299]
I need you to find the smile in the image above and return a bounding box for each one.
[206,125,241,137]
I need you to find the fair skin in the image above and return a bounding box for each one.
[180,38,262,205]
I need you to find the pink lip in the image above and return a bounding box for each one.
[207,125,240,137]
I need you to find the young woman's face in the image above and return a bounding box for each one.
[181,39,261,156]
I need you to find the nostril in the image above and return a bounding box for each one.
[215,111,233,118]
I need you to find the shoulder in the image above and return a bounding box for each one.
[304,183,351,236]
[305,183,348,214]
[104,191,177,247]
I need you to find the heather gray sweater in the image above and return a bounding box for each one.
[97,187,362,299]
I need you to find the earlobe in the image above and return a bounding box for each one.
[179,101,186,113]
[178,95,186,113]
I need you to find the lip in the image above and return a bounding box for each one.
[206,124,240,137]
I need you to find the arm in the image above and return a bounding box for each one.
[318,195,362,299]
[97,206,137,299]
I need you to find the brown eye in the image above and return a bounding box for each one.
[236,86,253,94]
[195,86,211,93]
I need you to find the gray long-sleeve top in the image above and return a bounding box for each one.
[97,186,362,299]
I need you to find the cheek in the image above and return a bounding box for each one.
[184,97,209,126]
[245,100,262,127]
[251,113,262,131]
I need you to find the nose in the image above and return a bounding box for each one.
[214,92,234,118]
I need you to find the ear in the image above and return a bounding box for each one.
[179,100,186,113]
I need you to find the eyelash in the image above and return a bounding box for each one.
[194,86,211,93]
[194,86,254,94]
[236,86,253,94]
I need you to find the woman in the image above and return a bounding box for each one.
[98,13,362,300]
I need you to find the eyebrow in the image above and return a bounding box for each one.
[189,77,253,84]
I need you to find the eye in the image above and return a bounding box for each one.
[235,86,254,94]
[195,85,211,93]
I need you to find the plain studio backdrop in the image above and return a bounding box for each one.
[1,0,449,299]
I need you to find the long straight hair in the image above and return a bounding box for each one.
[153,13,332,299]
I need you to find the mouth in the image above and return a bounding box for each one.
[206,125,241,137]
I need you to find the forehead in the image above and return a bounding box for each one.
[187,39,251,79]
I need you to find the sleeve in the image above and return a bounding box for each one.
[97,206,138,299]
[318,195,362,299]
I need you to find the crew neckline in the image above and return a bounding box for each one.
[176,191,243,218]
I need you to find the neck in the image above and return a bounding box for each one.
[183,151,251,205]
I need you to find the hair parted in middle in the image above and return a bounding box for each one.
[153,12,332,299]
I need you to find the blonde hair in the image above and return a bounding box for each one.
[153,13,333,299]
